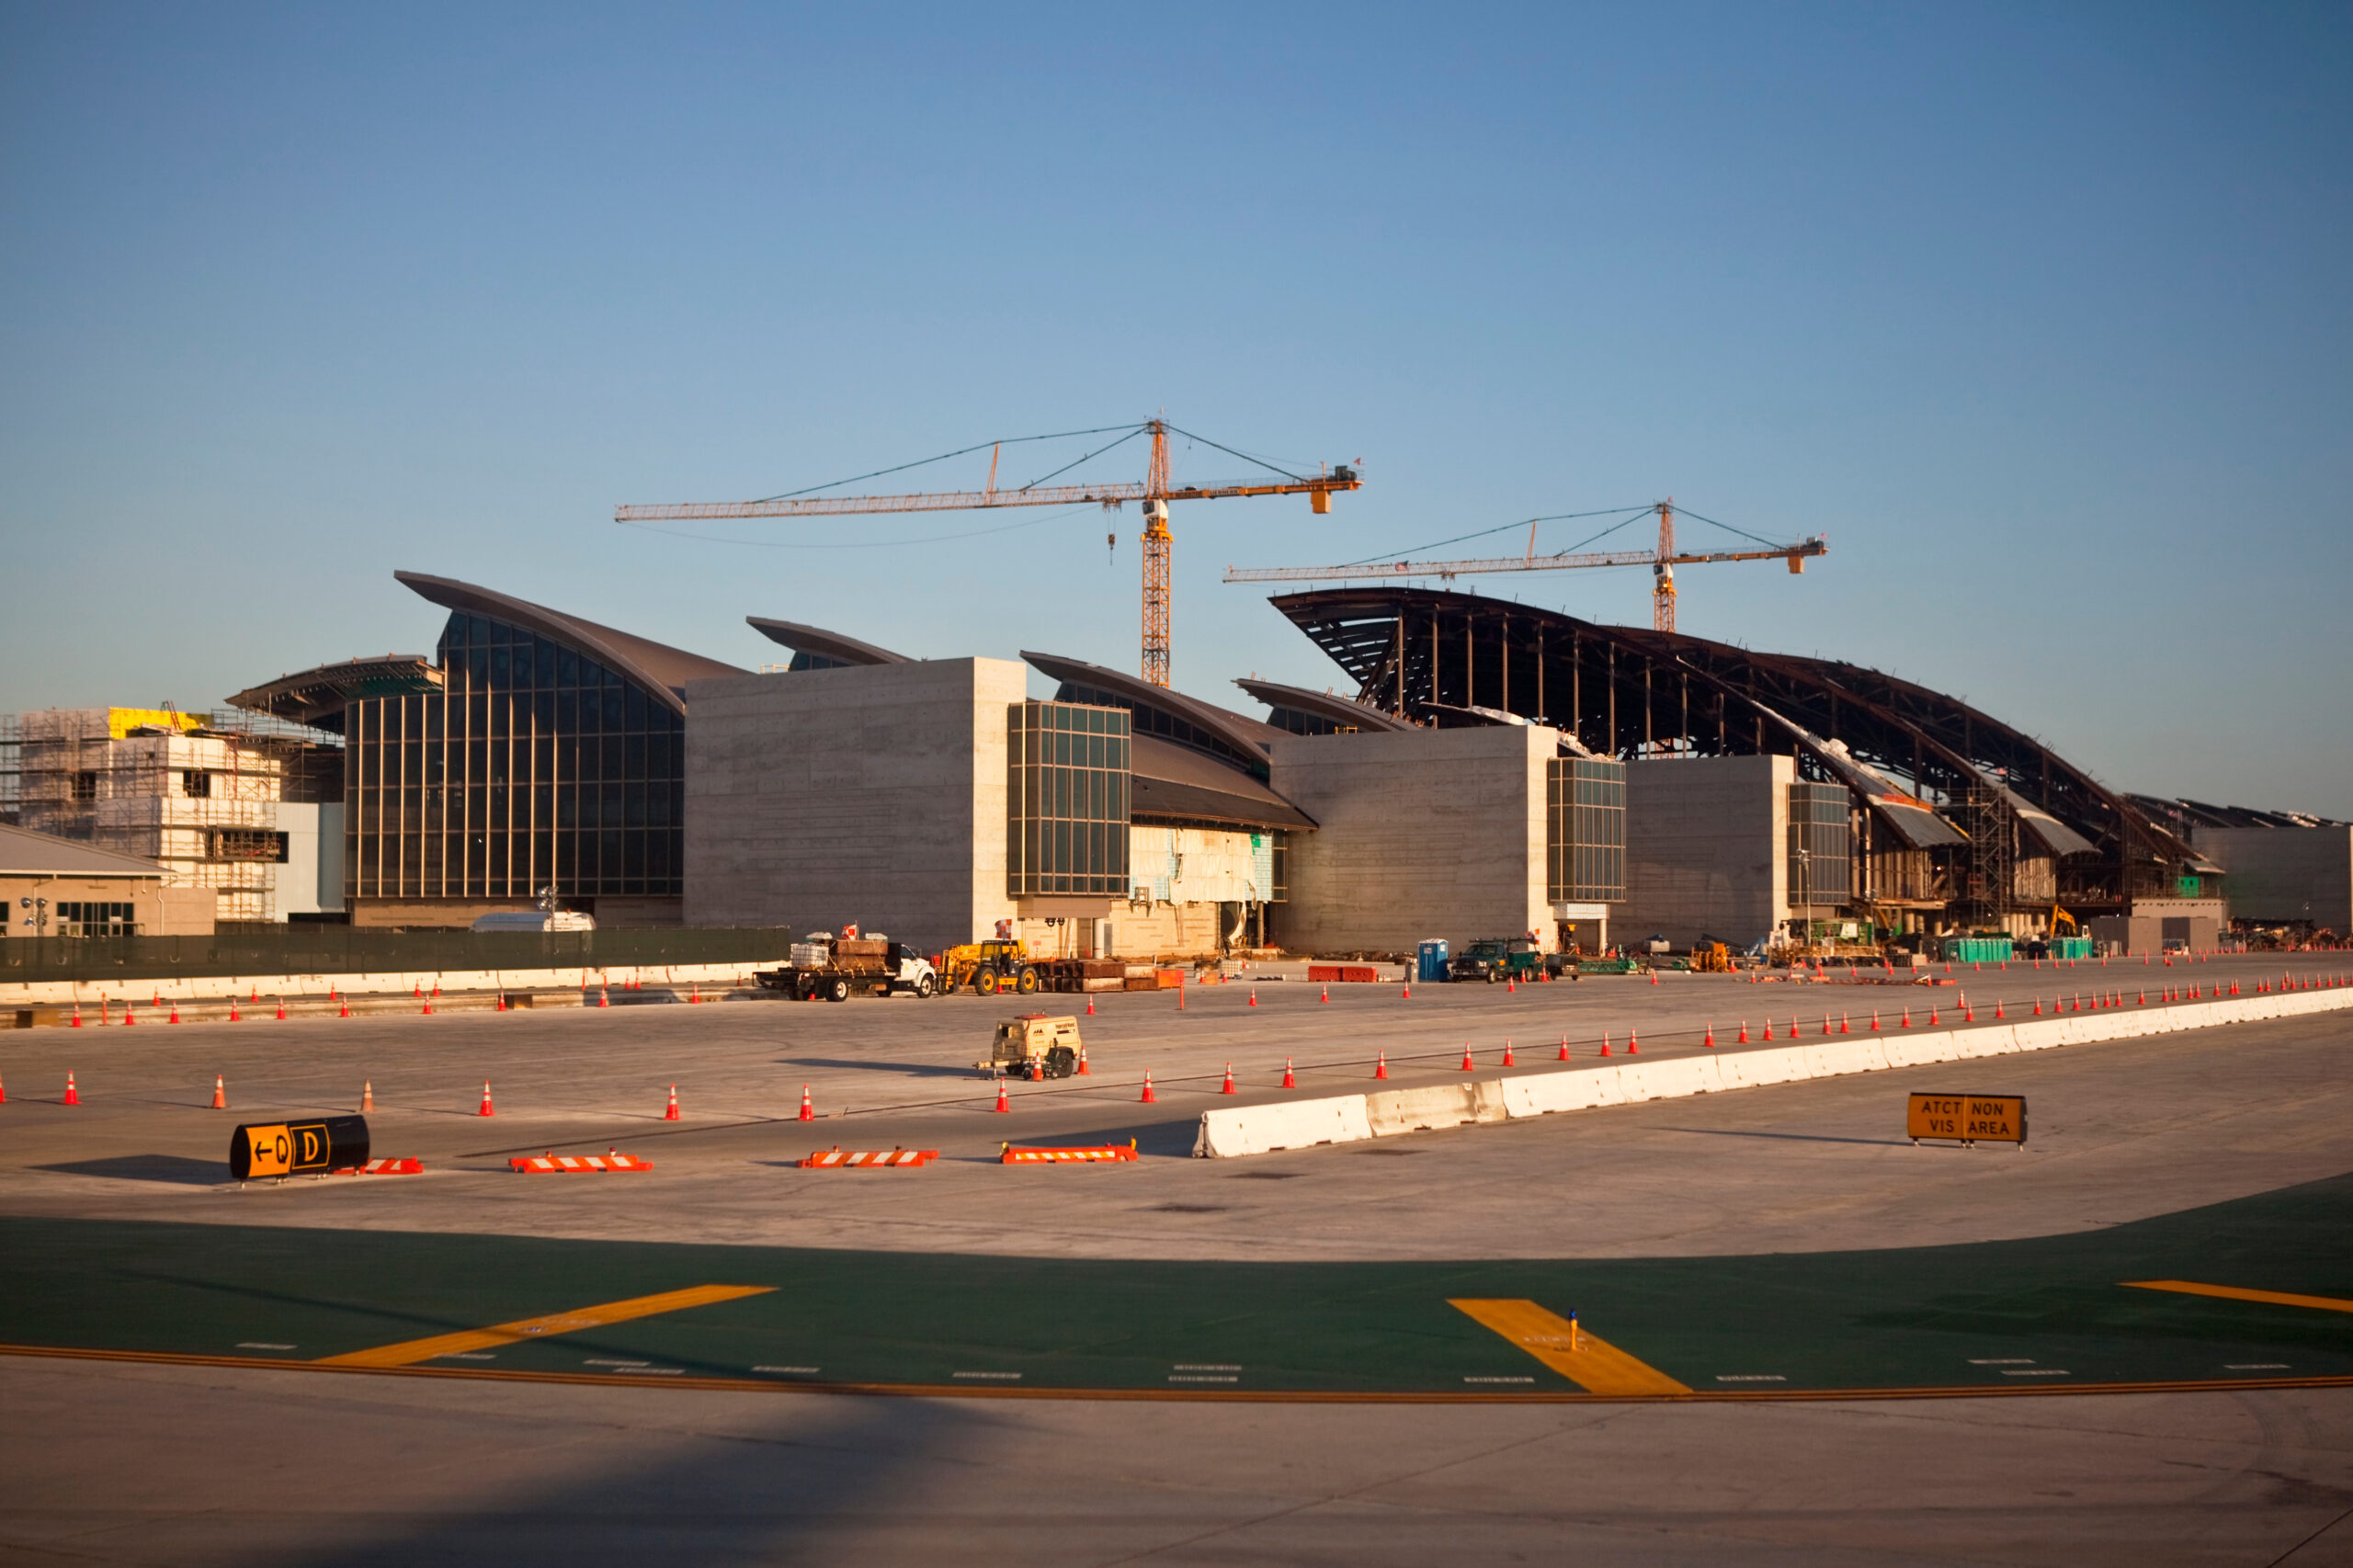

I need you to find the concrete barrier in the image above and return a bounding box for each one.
[1192,987,2353,1157]
[1192,1094,1373,1157]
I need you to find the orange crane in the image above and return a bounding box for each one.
[1223,500,1824,633]
[616,419,1359,687]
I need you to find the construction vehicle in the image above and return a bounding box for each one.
[977,1014,1082,1080]
[937,938,1040,995]
[756,930,938,1002]
[1447,937,1557,983]
[1690,941,1735,972]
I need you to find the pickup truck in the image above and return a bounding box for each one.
[1447,937,1562,983]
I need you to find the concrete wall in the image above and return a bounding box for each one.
[1267,725,1551,955]
[2195,826,2353,930]
[684,658,1026,952]
[0,874,203,937]
[1619,754,1792,949]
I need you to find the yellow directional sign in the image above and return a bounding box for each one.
[229,1116,369,1179]
[1907,1093,2027,1146]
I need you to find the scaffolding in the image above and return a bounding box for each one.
[3,707,342,926]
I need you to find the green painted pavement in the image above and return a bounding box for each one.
[3,1172,2350,1396]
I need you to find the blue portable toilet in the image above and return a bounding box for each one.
[1416,939,1449,983]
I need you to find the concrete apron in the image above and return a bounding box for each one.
[1193,986,2353,1157]
[3,960,767,1010]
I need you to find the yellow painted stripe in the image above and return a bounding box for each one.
[314,1285,775,1368]
[1449,1299,1690,1395]
[2123,1279,2353,1315]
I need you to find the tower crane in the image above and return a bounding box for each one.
[617,419,1360,687]
[1223,500,1825,633]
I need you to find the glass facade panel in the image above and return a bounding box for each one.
[1547,757,1627,903]
[343,611,686,902]
[1006,701,1131,897]
[1787,782,1853,906]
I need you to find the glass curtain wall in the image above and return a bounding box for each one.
[1787,781,1853,908]
[346,613,684,903]
[1547,756,1627,903]
[1007,701,1131,897]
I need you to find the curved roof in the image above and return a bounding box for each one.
[1130,734,1315,831]
[745,618,912,668]
[1233,677,1417,734]
[225,655,443,733]
[1270,586,2193,910]
[1020,651,1288,778]
[397,572,747,715]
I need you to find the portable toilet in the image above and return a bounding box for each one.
[1416,939,1449,983]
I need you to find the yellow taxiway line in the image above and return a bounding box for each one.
[1449,1298,1691,1395]
[2123,1279,2353,1315]
[313,1284,775,1368]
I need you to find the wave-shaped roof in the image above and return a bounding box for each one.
[396,572,747,715]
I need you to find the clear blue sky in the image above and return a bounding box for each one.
[5,4,2347,812]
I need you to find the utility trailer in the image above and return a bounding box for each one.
[756,930,938,1002]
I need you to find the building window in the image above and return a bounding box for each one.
[208,829,290,863]
[72,770,98,801]
[343,612,688,902]
[1547,756,1626,902]
[181,769,211,798]
[1788,782,1853,907]
[1007,701,1131,897]
[54,901,136,937]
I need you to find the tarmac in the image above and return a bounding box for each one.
[3,951,2349,1564]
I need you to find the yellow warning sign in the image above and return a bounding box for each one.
[1907,1093,2027,1146]
[238,1123,294,1179]
[229,1116,367,1178]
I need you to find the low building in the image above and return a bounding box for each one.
[0,822,212,937]
[2192,825,2352,937]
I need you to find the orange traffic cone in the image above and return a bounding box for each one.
[495,993,507,1012]
[363,1080,373,1113]
[993,1078,1010,1113]
[1140,1072,1158,1104]
[1703,1025,1715,1049]
[250,984,259,1004]
[1401,983,1411,1000]
[1085,995,1095,1015]
[1076,1043,1090,1075]
[1650,969,1659,986]
[1599,1031,1611,1057]
[64,1071,82,1105]
[665,1085,680,1120]
[1739,1019,1750,1042]
[1373,1052,1389,1080]
[598,985,609,1008]
[1282,1056,1296,1087]
[1626,1028,1639,1054]
[478,1081,494,1116]
[1839,1012,1851,1034]
[210,1074,226,1109]
[1927,1006,1940,1026]
[123,1002,135,1028]
[1762,1018,1773,1040]
[1503,1039,1517,1065]
[690,983,702,1004]
[414,982,422,998]
[1459,1042,1474,1071]
[1506,977,1517,993]
[1320,984,1329,1003]
[799,1085,814,1121]
[1558,1035,1570,1060]
[275,996,286,1020]
[1247,988,1257,1007]
[70,1002,82,1028]
[228,996,242,1022]
[1995,999,2006,1017]
[1220,1062,1236,1095]
[422,994,432,1016]
[339,995,351,1018]
[1900,1007,1911,1028]
[0,1074,6,1103]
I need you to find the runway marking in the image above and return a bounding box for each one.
[312,1284,774,1368]
[2002,1369,2069,1377]
[1448,1299,1691,1395]
[2124,1279,2353,1315]
[236,1342,296,1350]
[1716,1374,1786,1382]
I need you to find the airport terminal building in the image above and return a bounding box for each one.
[217,570,2243,958]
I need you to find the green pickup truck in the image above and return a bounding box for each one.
[1447,937,1557,983]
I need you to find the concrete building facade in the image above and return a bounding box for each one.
[2194,825,2352,934]
[1619,755,1798,950]
[1267,725,1556,956]
[0,823,212,937]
